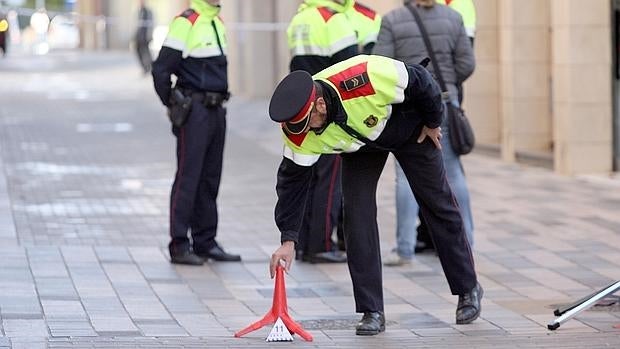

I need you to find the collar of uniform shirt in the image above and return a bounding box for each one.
[309,80,347,135]
[191,0,221,17]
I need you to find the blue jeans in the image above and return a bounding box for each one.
[394,102,474,259]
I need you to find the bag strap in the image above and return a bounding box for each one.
[405,4,449,98]
[335,121,393,152]
[211,20,224,55]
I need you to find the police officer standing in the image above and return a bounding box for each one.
[268,55,482,335]
[346,1,382,54]
[152,0,241,265]
[286,0,359,264]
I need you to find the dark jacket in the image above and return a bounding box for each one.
[373,3,474,100]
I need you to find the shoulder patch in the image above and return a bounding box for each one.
[326,62,376,101]
[353,3,377,20]
[341,72,369,92]
[177,9,199,25]
[317,7,336,22]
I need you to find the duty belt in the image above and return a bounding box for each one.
[187,90,230,108]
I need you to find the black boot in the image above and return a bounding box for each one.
[170,251,204,266]
[196,244,241,262]
[355,311,385,336]
[456,282,483,324]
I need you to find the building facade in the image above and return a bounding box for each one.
[77,0,615,175]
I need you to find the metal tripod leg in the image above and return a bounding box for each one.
[553,280,619,316]
[548,281,620,330]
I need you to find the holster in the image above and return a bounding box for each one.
[168,88,192,127]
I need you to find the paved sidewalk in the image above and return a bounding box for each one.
[0,52,618,348]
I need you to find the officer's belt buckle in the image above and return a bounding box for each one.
[204,92,226,107]
[191,91,228,108]
[441,91,450,102]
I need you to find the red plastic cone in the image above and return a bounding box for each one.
[234,265,313,341]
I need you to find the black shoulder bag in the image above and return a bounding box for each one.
[406,4,475,155]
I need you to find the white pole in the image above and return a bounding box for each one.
[548,281,620,330]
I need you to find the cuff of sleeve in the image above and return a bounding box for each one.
[280,231,299,246]
[425,104,445,129]
[425,119,442,129]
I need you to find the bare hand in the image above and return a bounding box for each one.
[270,241,295,278]
[417,125,442,149]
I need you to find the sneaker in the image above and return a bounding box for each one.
[383,251,412,267]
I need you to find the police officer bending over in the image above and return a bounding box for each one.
[268,55,482,335]
[152,0,240,265]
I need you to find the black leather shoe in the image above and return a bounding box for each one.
[170,251,204,266]
[456,282,483,324]
[197,245,241,262]
[355,311,385,336]
[304,251,347,264]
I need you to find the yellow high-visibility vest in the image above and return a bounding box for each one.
[345,2,381,52]
[437,0,476,38]
[161,0,227,59]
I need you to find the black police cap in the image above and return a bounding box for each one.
[269,70,316,126]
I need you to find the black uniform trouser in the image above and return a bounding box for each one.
[298,154,342,255]
[340,132,476,313]
[169,101,226,255]
[416,81,465,249]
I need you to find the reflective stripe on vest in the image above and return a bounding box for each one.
[189,45,226,58]
[283,146,321,166]
[163,37,185,51]
[289,35,358,57]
